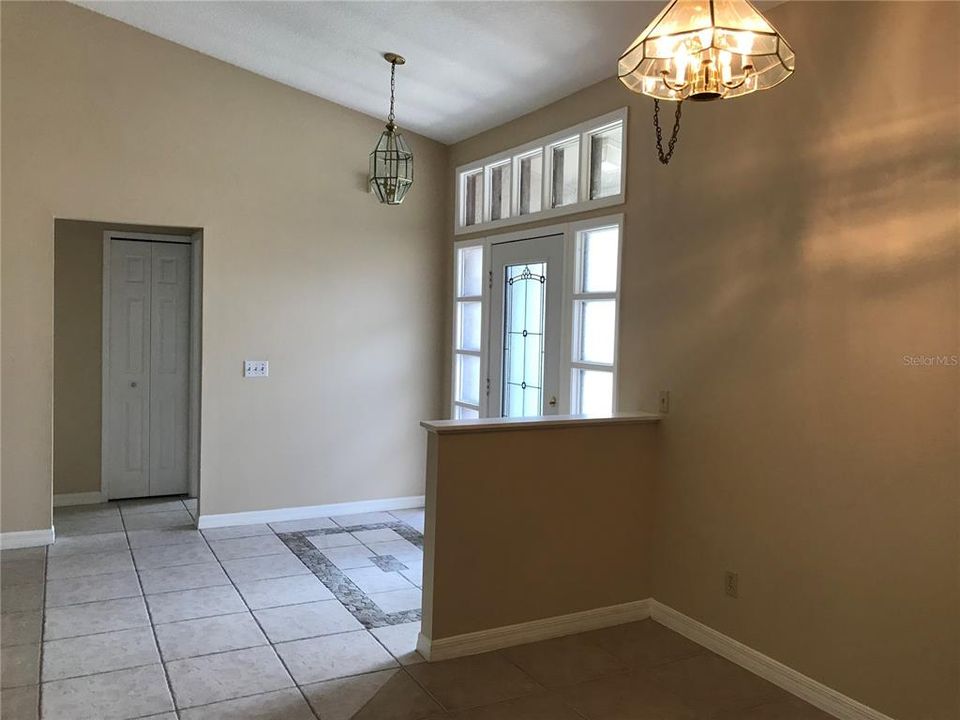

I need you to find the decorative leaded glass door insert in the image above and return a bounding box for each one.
[488,234,564,417]
[503,263,546,416]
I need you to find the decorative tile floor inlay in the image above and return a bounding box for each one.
[278,521,423,629]
[370,554,409,572]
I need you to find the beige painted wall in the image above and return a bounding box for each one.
[5,1,958,716]
[449,3,959,718]
[2,1,448,530]
[53,220,196,497]
[422,421,659,641]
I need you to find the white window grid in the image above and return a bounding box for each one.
[451,241,486,418]
[567,218,622,414]
[454,109,628,235]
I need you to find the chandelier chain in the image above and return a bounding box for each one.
[388,60,397,126]
[653,99,683,165]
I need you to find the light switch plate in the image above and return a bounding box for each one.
[244,360,269,378]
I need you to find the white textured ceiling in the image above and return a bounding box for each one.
[73,1,678,144]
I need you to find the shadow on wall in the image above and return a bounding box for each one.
[622,0,958,424]
[638,3,958,719]
[641,3,958,387]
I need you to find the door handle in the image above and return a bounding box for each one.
[130,381,138,388]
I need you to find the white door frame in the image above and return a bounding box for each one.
[487,232,566,417]
[483,222,569,418]
[101,230,202,500]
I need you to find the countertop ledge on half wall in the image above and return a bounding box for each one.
[420,411,662,434]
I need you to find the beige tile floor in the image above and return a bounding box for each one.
[0,499,833,719]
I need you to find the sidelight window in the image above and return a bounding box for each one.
[569,221,621,414]
[452,244,484,418]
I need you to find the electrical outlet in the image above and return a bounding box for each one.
[658,390,670,414]
[243,360,269,378]
[725,571,739,599]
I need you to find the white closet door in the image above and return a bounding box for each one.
[106,239,191,499]
[106,240,153,498]
[148,242,191,496]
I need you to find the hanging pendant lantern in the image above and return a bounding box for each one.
[369,52,414,205]
[618,0,795,163]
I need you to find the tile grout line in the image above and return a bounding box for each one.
[337,511,448,715]
[394,660,452,715]
[121,499,183,720]
[196,510,324,720]
[39,500,189,718]
[490,651,591,720]
[258,515,419,715]
[34,505,425,718]
[388,507,552,716]
[44,502,121,720]
[44,588,144,613]
[41,625,395,683]
[275,516,428,717]
[36,541,48,719]
[32,507,792,720]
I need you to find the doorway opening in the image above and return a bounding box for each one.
[53,220,202,511]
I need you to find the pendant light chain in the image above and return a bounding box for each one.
[369,52,413,205]
[653,99,683,165]
[387,60,397,127]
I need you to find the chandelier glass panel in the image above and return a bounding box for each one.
[618,0,795,102]
[370,53,414,205]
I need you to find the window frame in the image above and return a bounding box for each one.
[512,148,544,218]
[454,108,628,235]
[586,120,626,202]
[459,169,484,229]
[564,215,624,415]
[545,134,581,210]
[484,159,512,223]
[450,214,623,419]
[450,239,490,419]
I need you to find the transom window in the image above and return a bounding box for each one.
[455,109,627,235]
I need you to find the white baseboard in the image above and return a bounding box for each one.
[649,600,895,720]
[417,598,652,662]
[53,491,106,507]
[0,527,55,549]
[415,596,891,720]
[197,495,426,530]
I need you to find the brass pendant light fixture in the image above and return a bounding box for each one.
[369,52,414,204]
[618,0,795,164]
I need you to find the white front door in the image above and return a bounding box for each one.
[488,233,565,417]
[106,238,191,499]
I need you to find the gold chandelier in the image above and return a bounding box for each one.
[618,0,795,162]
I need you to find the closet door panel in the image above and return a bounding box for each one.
[148,242,191,496]
[106,240,152,499]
